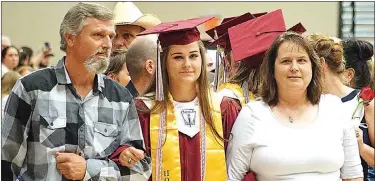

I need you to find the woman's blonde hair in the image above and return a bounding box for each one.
[16,66,34,76]
[307,34,345,75]
[227,61,261,96]
[1,71,21,97]
[152,41,225,145]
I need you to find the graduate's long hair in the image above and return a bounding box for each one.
[227,59,261,97]
[151,40,225,147]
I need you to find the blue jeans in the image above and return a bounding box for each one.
[368,166,375,181]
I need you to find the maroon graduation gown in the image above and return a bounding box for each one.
[110,97,255,181]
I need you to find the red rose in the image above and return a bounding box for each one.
[242,171,256,181]
[352,87,374,120]
[359,87,375,102]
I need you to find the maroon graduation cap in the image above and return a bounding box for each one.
[228,9,307,68]
[206,12,267,40]
[208,12,267,50]
[228,9,287,68]
[206,13,255,40]
[288,22,306,34]
[138,16,215,48]
[205,12,267,90]
[222,12,267,24]
[137,16,215,100]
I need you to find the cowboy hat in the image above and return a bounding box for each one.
[113,2,162,30]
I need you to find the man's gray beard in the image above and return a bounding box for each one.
[111,48,128,55]
[84,56,109,74]
[145,73,156,94]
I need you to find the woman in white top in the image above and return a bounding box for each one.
[226,32,363,181]
[308,35,374,180]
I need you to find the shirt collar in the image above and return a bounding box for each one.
[125,80,139,97]
[54,57,105,93]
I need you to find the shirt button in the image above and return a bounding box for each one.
[50,122,54,126]
[104,128,107,133]
[80,128,84,132]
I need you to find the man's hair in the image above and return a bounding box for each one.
[126,34,158,81]
[59,2,114,52]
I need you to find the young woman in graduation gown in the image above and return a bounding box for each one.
[110,16,242,181]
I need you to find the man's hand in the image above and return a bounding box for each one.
[119,147,145,167]
[56,152,86,180]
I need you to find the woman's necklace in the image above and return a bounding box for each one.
[279,102,306,123]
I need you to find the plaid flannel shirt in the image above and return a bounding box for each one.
[1,57,151,181]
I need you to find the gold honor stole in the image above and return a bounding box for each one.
[150,93,227,181]
[219,82,254,106]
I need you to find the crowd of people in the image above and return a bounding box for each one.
[1,2,374,181]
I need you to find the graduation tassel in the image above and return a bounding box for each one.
[213,29,221,92]
[241,82,250,104]
[220,50,226,84]
[155,39,164,101]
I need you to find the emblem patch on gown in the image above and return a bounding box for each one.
[181,109,196,127]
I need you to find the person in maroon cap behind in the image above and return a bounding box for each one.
[206,12,263,106]
[209,11,306,107]
[109,16,243,181]
[226,25,363,181]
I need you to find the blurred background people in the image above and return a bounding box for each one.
[16,66,34,76]
[1,71,21,118]
[1,35,11,50]
[37,53,54,69]
[1,45,19,77]
[31,42,54,70]
[104,51,131,86]
[18,46,33,68]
